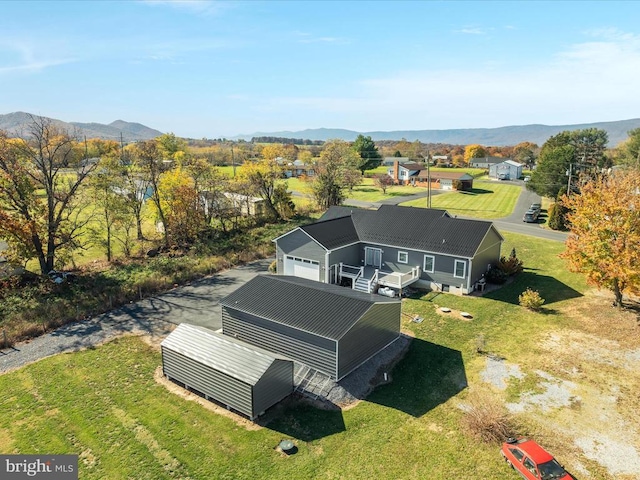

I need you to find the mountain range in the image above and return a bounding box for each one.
[2,111,639,146]
[236,118,640,147]
[0,112,163,142]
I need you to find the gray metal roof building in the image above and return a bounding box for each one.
[161,323,293,420]
[220,275,401,380]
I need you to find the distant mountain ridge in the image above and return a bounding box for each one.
[236,119,640,146]
[0,112,163,142]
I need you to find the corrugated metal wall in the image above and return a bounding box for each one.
[338,302,401,379]
[222,307,338,378]
[253,360,293,416]
[162,347,254,418]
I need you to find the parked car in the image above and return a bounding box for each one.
[501,438,575,480]
[530,203,542,213]
[523,175,531,182]
[523,209,539,223]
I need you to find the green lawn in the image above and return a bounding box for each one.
[2,233,618,479]
[400,181,521,218]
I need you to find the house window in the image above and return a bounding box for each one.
[454,260,466,278]
[398,251,408,264]
[423,255,435,273]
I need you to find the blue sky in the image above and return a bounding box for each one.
[2,1,640,139]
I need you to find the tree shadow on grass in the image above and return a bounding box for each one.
[458,188,494,195]
[483,271,583,306]
[366,338,467,418]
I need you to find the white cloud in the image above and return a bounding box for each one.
[456,27,486,35]
[0,41,76,75]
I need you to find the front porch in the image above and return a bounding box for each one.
[338,263,421,294]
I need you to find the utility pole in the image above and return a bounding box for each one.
[427,152,432,208]
[566,163,572,196]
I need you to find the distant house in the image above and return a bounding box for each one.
[469,156,506,169]
[489,160,523,180]
[382,157,411,167]
[200,191,266,217]
[220,275,401,380]
[277,158,315,178]
[274,205,503,296]
[387,160,473,190]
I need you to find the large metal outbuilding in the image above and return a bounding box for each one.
[161,323,293,420]
[220,275,401,380]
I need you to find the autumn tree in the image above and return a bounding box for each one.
[513,141,538,168]
[352,134,382,174]
[0,117,96,273]
[560,170,640,307]
[132,139,170,246]
[374,174,394,194]
[240,153,286,221]
[312,139,361,209]
[614,128,640,168]
[157,132,188,162]
[157,167,203,246]
[464,144,487,165]
[87,155,131,261]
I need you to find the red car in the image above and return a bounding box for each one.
[501,438,575,480]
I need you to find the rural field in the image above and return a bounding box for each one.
[1,232,638,479]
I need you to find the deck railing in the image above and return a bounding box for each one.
[378,266,421,289]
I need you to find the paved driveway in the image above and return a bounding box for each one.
[0,258,273,373]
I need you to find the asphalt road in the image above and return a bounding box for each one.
[0,258,273,372]
[125,257,273,331]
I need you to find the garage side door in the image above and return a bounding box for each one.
[284,255,320,281]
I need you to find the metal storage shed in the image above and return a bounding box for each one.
[220,275,401,380]
[161,323,293,420]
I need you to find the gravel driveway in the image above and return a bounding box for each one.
[0,258,273,374]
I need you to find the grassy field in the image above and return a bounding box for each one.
[3,232,636,478]
[400,180,521,218]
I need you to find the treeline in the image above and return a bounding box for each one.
[251,136,324,146]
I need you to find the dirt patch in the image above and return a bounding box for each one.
[480,356,524,390]
[153,367,261,431]
[505,370,579,414]
[479,316,640,478]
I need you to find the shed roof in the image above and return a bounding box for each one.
[502,160,523,167]
[221,275,399,340]
[161,323,286,385]
[296,205,498,258]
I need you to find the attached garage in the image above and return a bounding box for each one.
[283,255,320,281]
[161,323,293,420]
[220,275,401,380]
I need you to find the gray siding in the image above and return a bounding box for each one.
[253,360,293,416]
[276,229,327,278]
[328,243,360,270]
[162,347,254,417]
[338,302,401,379]
[359,242,470,288]
[470,228,502,283]
[222,307,338,378]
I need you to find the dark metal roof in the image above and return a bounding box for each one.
[300,215,360,250]
[161,323,286,385]
[318,205,357,221]
[220,275,399,341]
[292,205,497,257]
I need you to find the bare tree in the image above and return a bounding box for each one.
[0,115,96,273]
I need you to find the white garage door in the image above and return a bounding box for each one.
[284,255,320,281]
